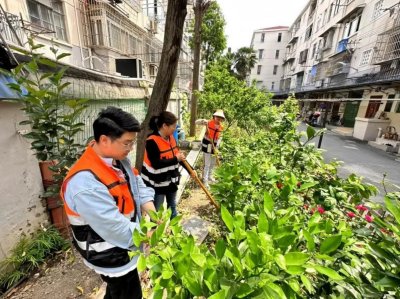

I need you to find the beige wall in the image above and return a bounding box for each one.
[0,101,48,261]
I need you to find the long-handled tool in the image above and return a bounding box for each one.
[181,159,219,209]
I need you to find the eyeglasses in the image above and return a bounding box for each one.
[117,138,137,149]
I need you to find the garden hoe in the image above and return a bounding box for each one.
[181,159,219,209]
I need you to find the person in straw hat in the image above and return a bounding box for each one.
[196,109,225,187]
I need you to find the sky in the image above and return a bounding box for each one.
[216,0,309,51]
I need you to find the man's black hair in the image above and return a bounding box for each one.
[93,106,140,141]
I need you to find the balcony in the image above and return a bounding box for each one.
[0,11,26,46]
[337,0,366,23]
[84,1,146,56]
[372,25,400,64]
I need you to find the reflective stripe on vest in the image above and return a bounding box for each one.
[142,135,180,188]
[60,146,136,268]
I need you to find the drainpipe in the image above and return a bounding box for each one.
[72,0,85,67]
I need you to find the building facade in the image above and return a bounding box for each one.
[273,0,400,146]
[249,26,289,92]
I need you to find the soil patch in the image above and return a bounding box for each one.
[3,248,102,299]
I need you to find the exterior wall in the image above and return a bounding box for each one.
[0,101,48,260]
[249,28,289,91]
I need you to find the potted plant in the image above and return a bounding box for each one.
[5,38,87,234]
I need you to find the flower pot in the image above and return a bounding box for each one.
[46,195,69,238]
[39,160,57,190]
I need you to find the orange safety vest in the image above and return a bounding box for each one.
[61,146,136,217]
[141,134,181,190]
[60,146,137,268]
[205,120,223,142]
[202,120,223,153]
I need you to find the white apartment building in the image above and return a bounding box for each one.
[274,0,400,148]
[249,26,289,92]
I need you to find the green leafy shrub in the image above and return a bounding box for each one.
[0,226,69,293]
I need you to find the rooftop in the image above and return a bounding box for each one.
[256,26,289,31]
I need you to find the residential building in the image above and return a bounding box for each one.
[273,0,400,147]
[249,26,289,91]
[0,0,193,260]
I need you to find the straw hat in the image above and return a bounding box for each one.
[213,109,225,119]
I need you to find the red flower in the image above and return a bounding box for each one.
[365,214,373,223]
[356,204,368,212]
[347,211,356,218]
[297,182,302,188]
[317,206,325,214]
[276,182,283,189]
[303,204,309,210]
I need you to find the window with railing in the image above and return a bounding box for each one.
[27,0,67,41]
[372,0,384,20]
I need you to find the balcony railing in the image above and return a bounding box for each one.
[372,25,400,64]
[0,11,26,46]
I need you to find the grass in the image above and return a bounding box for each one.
[0,226,69,294]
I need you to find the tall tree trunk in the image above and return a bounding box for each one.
[189,0,203,137]
[135,0,187,170]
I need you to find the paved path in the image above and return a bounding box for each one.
[300,124,400,202]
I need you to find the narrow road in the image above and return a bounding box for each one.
[300,124,400,202]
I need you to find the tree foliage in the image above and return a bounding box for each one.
[232,46,257,80]
[200,2,227,65]
[199,61,272,133]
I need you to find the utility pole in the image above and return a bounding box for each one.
[189,0,212,136]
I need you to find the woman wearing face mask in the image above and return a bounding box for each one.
[141,111,191,218]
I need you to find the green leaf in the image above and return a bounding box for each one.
[314,265,343,280]
[320,235,342,254]
[215,239,226,259]
[303,230,315,251]
[190,252,206,267]
[137,254,146,272]
[257,211,269,233]
[267,283,287,299]
[182,275,202,296]
[19,120,32,125]
[284,252,309,266]
[208,289,226,299]
[300,275,313,293]
[274,254,286,270]
[263,192,274,213]
[56,53,71,60]
[306,125,316,140]
[384,196,400,225]
[221,205,234,232]
[132,229,142,247]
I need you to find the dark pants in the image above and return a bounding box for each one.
[101,268,142,299]
[154,192,178,218]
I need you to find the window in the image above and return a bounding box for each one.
[373,0,384,20]
[257,65,262,75]
[27,0,67,41]
[360,49,373,66]
[385,95,395,112]
[277,33,282,42]
[271,81,275,90]
[261,33,265,42]
[275,50,280,59]
[334,0,341,15]
[273,65,278,75]
[116,58,143,78]
[396,102,400,113]
[258,49,264,59]
[305,25,313,40]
